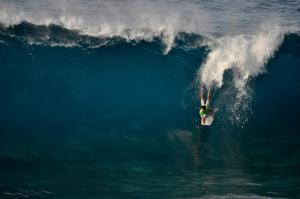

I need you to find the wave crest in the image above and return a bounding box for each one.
[0,0,212,54]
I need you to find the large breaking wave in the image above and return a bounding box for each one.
[0,0,299,126]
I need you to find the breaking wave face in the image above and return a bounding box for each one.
[0,0,299,125]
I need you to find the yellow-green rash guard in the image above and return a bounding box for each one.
[199,109,205,117]
[199,107,211,118]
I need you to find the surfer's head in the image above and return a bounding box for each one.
[200,108,204,114]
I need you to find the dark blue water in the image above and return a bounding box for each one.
[0,23,300,199]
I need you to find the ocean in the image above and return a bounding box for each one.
[0,0,300,198]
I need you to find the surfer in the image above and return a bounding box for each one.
[199,85,214,125]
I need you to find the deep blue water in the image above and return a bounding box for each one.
[0,23,300,199]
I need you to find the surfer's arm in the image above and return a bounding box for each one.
[200,86,205,105]
[207,89,212,103]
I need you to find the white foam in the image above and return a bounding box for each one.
[0,0,212,54]
[199,24,284,89]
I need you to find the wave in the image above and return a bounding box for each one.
[0,20,299,127]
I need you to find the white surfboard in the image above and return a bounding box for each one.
[202,114,214,126]
[201,110,216,126]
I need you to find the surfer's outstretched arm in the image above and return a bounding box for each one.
[200,85,205,106]
[205,88,212,107]
[207,89,212,103]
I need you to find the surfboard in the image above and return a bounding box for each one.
[201,111,215,126]
[202,114,214,126]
